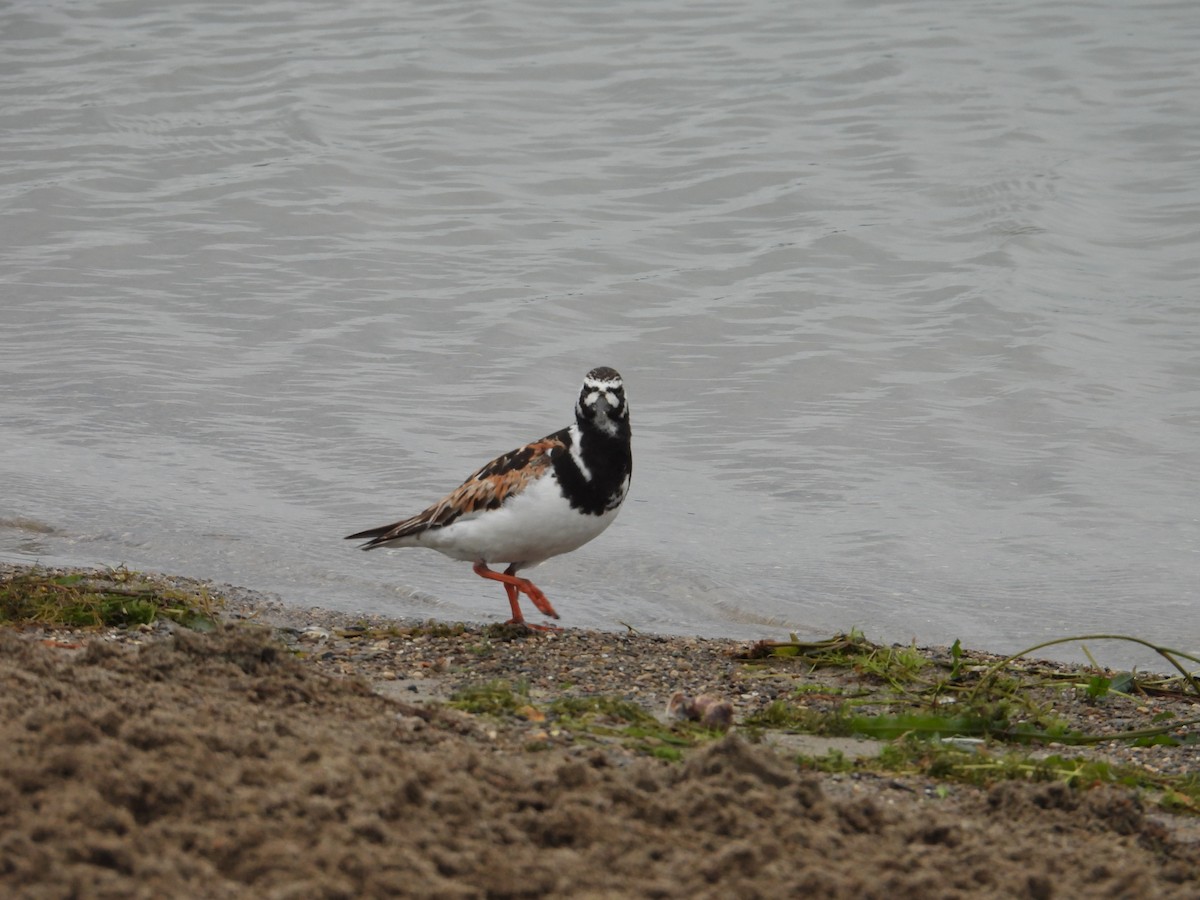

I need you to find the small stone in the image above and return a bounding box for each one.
[516,705,546,722]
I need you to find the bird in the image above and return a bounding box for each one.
[345,366,632,629]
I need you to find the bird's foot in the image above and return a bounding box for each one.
[519,583,559,620]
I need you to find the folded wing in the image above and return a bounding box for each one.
[345,431,567,549]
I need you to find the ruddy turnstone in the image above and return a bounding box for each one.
[345,367,632,629]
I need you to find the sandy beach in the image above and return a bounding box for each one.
[1,564,1197,898]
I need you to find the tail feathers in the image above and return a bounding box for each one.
[345,518,425,550]
[344,525,388,547]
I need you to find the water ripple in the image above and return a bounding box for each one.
[2,0,1199,665]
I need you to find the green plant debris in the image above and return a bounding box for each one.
[969,634,1200,699]
[0,565,220,630]
[1084,675,1112,701]
[948,638,964,679]
[742,629,1200,814]
[745,630,931,690]
[448,679,529,715]
[446,684,726,760]
[548,695,657,724]
[796,737,1200,811]
[745,631,1199,699]
[411,621,468,639]
[742,631,1200,739]
[745,700,831,732]
[548,694,724,757]
[745,705,1070,743]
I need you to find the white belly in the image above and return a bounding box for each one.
[413,471,621,567]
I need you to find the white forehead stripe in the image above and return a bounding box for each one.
[584,376,622,391]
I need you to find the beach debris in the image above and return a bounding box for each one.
[667,691,734,731]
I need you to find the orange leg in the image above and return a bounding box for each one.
[472,561,560,628]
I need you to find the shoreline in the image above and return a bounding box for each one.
[2,562,1198,896]
[4,562,1198,773]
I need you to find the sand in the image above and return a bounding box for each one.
[1,571,1197,898]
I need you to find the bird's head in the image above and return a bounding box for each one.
[576,366,628,438]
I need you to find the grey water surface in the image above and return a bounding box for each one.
[3,0,1199,667]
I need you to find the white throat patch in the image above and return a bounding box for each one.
[567,423,592,480]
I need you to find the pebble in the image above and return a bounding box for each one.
[5,562,1197,785]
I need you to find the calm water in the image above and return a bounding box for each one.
[2,0,1199,667]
